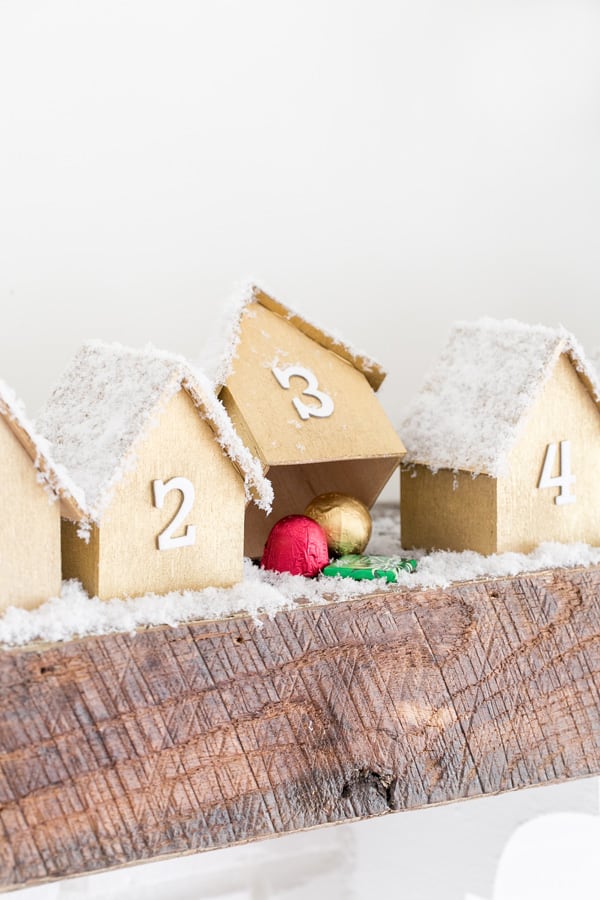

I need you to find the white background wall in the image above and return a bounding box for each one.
[2,1,600,897]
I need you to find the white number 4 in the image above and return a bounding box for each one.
[152,477,197,550]
[538,441,576,506]
[271,365,334,421]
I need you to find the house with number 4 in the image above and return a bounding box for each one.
[38,342,272,600]
[399,319,600,555]
[207,284,406,557]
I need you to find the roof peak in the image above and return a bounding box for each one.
[37,340,272,523]
[199,282,387,392]
[400,318,600,477]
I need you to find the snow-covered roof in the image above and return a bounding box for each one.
[0,380,85,519]
[37,341,273,524]
[399,318,600,477]
[199,281,387,391]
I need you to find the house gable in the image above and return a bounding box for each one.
[251,287,386,390]
[0,416,61,610]
[110,388,244,599]
[206,284,386,392]
[222,300,404,467]
[497,352,600,552]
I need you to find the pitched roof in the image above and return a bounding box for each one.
[37,341,273,523]
[200,282,387,391]
[399,318,600,477]
[0,381,85,520]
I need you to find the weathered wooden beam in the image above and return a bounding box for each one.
[1,565,600,891]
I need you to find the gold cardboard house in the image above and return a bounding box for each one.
[400,319,600,554]
[38,342,272,599]
[0,382,83,611]
[212,285,406,557]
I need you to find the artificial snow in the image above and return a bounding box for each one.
[198,279,257,388]
[400,318,600,477]
[197,280,384,390]
[0,379,85,511]
[1,505,599,648]
[36,341,273,523]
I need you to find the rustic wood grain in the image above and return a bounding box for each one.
[1,565,600,890]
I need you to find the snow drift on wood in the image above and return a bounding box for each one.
[399,318,600,477]
[2,505,600,647]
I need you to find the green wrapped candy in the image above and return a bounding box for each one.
[323,554,417,583]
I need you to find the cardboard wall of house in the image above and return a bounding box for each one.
[497,353,600,551]
[401,466,497,555]
[220,290,405,557]
[62,389,247,600]
[0,417,61,612]
[61,518,100,598]
[401,353,600,554]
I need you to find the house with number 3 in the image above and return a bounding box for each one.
[38,342,273,600]
[399,319,600,555]
[206,284,406,557]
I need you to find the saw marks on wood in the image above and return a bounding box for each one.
[0,565,599,889]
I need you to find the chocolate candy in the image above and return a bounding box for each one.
[261,515,329,577]
[304,492,372,556]
[323,554,418,582]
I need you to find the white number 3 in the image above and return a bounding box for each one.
[272,365,335,421]
[538,441,576,506]
[152,477,197,550]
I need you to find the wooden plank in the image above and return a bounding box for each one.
[1,564,600,890]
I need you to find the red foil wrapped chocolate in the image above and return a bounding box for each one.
[261,515,329,577]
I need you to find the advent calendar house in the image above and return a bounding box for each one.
[0,381,84,611]
[400,319,600,554]
[209,284,406,557]
[38,342,272,600]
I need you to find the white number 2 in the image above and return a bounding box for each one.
[152,477,197,550]
[271,365,334,421]
[538,441,576,505]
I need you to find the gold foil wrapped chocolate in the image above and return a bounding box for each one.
[304,492,372,556]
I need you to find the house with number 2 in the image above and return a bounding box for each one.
[399,319,600,554]
[38,342,272,600]
[205,284,406,557]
